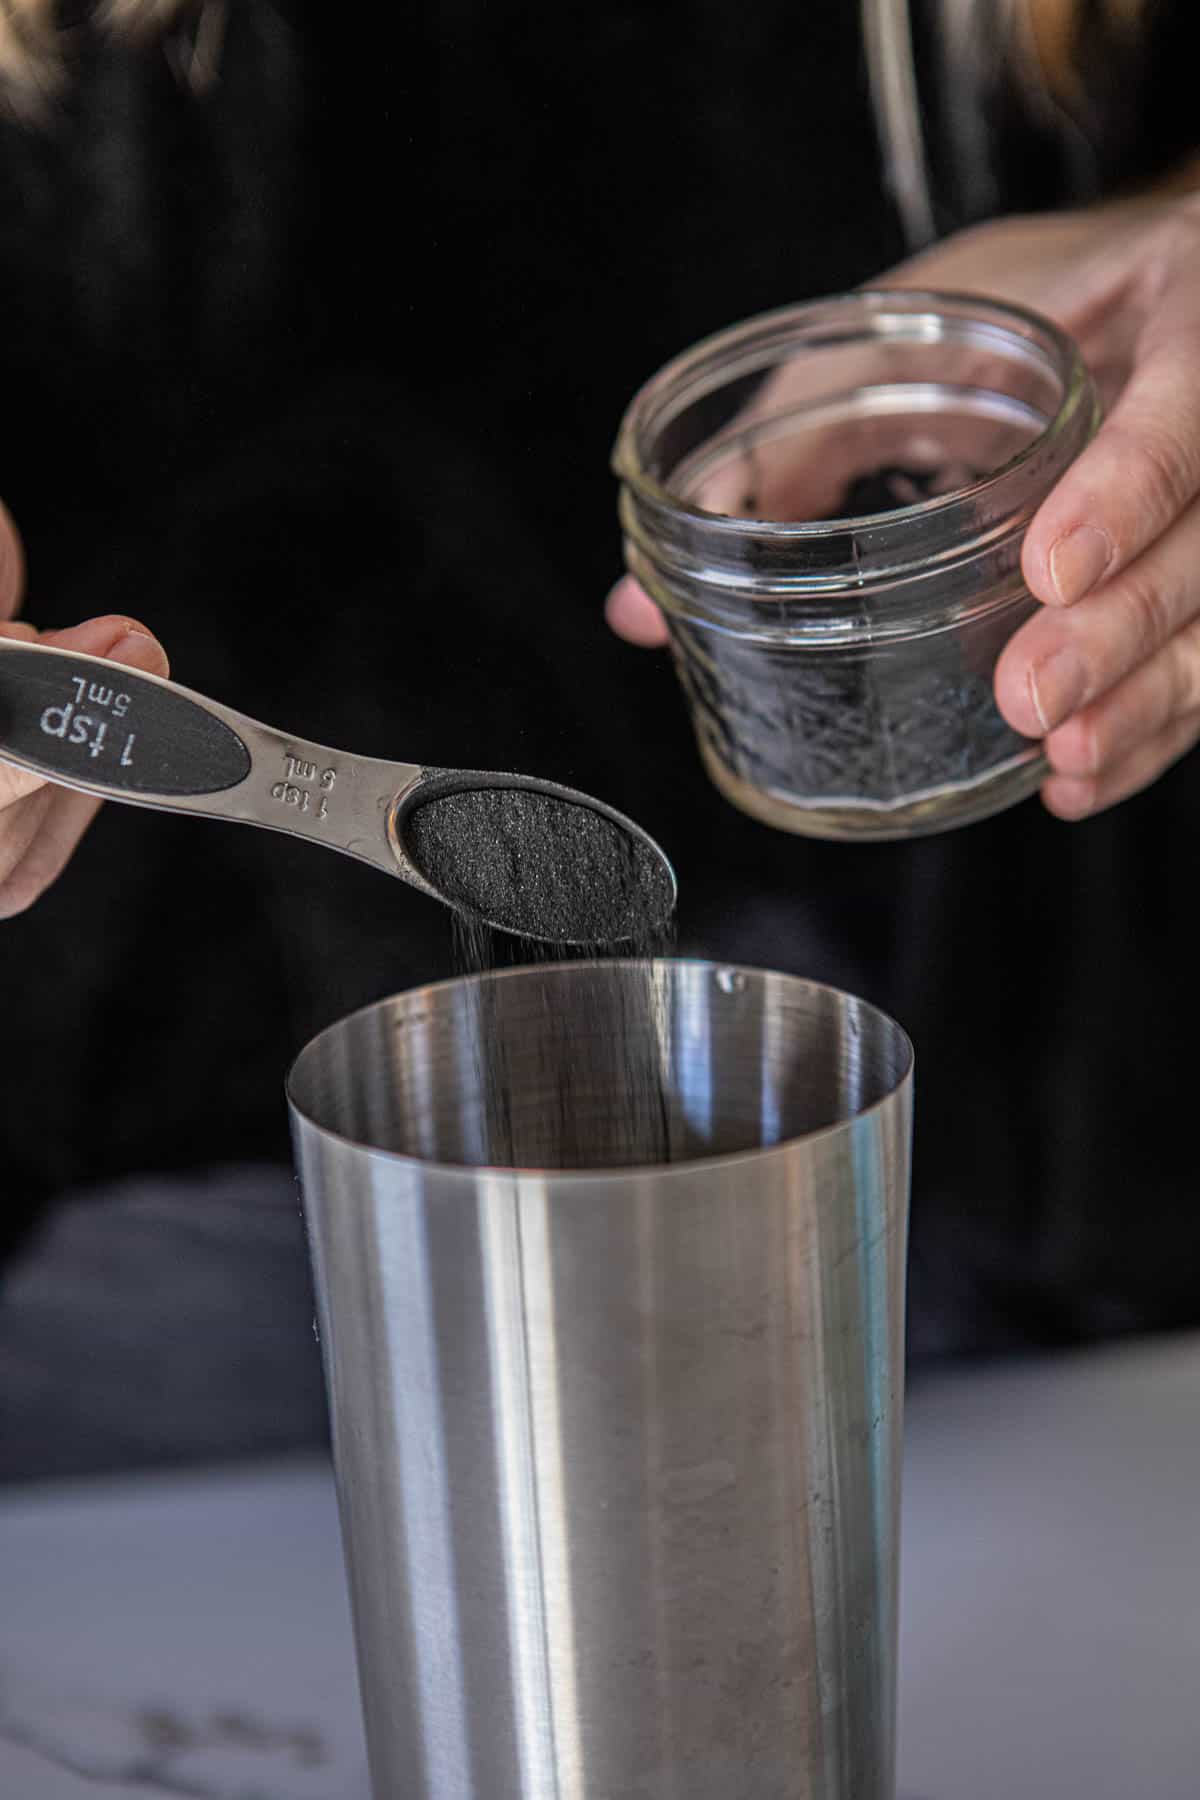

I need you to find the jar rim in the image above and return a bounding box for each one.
[612,288,1093,538]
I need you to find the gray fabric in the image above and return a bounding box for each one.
[0,1166,328,1483]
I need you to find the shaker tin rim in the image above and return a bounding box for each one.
[286,957,915,1182]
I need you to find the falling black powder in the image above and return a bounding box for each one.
[402,786,675,946]
[401,785,683,1166]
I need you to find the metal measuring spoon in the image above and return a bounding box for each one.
[0,639,676,945]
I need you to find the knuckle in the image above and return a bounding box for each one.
[1098,419,1197,539]
[1122,561,1180,655]
[1166,621,1200,718]
[1121,567,1173,651]
[0,866,45,920]
[1129,418,1200,521]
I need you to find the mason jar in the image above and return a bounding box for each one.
[613,290,1099,839]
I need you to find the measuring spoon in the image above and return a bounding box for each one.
[0,639,676,945]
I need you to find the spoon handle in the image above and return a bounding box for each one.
[0,639,424,881]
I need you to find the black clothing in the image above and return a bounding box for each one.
[1,0,1198,1443]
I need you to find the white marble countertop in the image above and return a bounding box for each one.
[3,1331,1200,1799]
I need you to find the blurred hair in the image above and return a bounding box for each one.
[2,0,1154,130]
[1027,0,1148,101]
[866,0,1156,245]
[1,0,220,117]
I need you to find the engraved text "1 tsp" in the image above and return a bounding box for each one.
[270,756,337,820]
[40,677,136,765]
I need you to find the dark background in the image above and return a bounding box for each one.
[0,1,1197,1476]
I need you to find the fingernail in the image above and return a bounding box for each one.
[1048,526,1112,606]
[109,629,164,670]
[1028,645,1087,734]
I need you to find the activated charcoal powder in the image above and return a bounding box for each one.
[402,785,676,946]
[829,461,982,519]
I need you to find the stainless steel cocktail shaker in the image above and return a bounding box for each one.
[289,959,913,1799]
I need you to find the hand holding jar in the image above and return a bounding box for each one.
[609,188,1200,824]
[0,500,169,918]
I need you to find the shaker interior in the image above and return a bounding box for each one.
[288,959,913,1172]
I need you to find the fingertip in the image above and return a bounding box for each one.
[0,498,25,621]
[993,638,1043,741]
[1020,529,1058,609]
[1023,472,1116,609]
[108,627,170,680]
[605,576,670,648]
[1021,517,1088,610]
[1041,773,1096,820]
[1042,709,1101,781]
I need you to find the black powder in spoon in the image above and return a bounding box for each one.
[403,786,675,946]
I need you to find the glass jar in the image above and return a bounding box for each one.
[613,291,1099,839]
